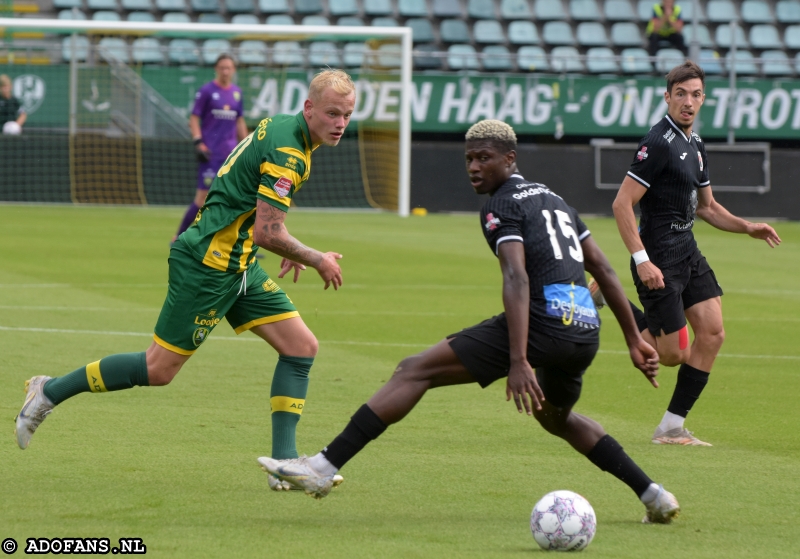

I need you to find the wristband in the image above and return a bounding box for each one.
[193,138,204,146]
[632,250,649,266]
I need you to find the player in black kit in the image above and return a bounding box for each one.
[260,120,681,524]
[612,62,781,446]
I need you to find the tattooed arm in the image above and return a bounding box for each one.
[253,199,343,290]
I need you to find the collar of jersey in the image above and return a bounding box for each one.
[664,114,691,143]
[295,111,317,153]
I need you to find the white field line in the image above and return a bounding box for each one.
[0,305,480,317]
[1,325,799,359]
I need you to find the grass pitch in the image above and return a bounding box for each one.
[1,205,798,558]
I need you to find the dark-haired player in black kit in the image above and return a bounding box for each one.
[260,119,681,524]
[612,61,781,446]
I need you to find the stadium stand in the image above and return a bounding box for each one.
[777,0,800,23]
[508,20,540,45]
[577,22,610,47]
[501,0,532,19]
[621,47,652,73]
[238,40,268,64]
[750,25,783,50]
[551,46,584,72]
[684,24,714,49]
[407,18,435,43]
[468,0,496,19]
[570,0,602,21]
[605,0,636,21]
[517,45,549,71]
[447,43,479,69]
[586,46,620,73]
[258,0,288,13]
[483,45,514,70]
[474,20,505,44]
[611,22,644,47]
[761,50,793,75]
[707,0,737,23]
[726,50,759,75]
[742,1,775,23]
[364,0,393,15]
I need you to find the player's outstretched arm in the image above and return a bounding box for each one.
[696,187,782,248]
[254,200,343,290]
[582,236,659,387]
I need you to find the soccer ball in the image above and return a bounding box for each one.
[530,490,596,551]
[3,121,22,135]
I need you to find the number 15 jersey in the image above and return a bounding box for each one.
[480,174,600,344]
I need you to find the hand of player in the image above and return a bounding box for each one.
[315,252,343,290]
[628,337,659,388]
[636,261,665,290]
[278,258,306,283]
[747,223,781,248]
[196,142,211,162]
[506,360,545,415]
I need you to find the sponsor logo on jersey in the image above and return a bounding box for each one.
[692,131,703,143]
[697,151,703,171]
[544,283,599,328]
[285,156,298,170]
[636,146,648,161]
[211,108,238,120]
[203,167,216,187]
[484,213,500,231]
[233,91,241,102]
[680,152,687,160]
[194,309,222,327]
[212,92,220,100]
[263,278,281,293]
[512,185,557,200]
[663,130,675,143]
[274,176,293,198]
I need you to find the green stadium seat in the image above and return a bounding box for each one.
[777,1,800,23]
[61,35,90,61]
[440,19,470,43]
[337,16,365,25]
[88,0,117,9]
[364,0,392,16]
[226,0,255,12]
[473,20,505,44]
[406,18,435,43]
[570,0,601,21]
[128,11,155,21]
[343,42,366,66]
[447,44,479,70]
[508,20,539,45]
[697,49,723,74]
[725,50,758,75]
[93,11,121,20]
[543,21,575,46]
[707,0,737,23]
[517,45,549,71]
[302,15,330,25]
[59,9,86,18]
[468,0,495,19]
[742,1,774,24]
[786,25,800,48]
[715,24,749,49]
[156,0,187,11]
[232,14,260,24]
[54,0,82,8]
[266,14,294,24]
[99,37,130,62]
[611,22,643,47]
[655,47,685,73]
[202,39,232,64]
[761,50,793,75]
[482,45,513,70]
[586,47,620,73]
[576,22,608,46]
[191,0,219,12]
[605,0,635,21]
[684,24,714,49]
[273,41,304,65]
[259,0,289,14]
[238,40,268,64]
[329,0,358,16]
[535,0,566,20]
[309,42,342,67]
[168,39,199,64]
[198,13,226,23]
[132,38,164,63]
[551,46,583,72]
[750,25,782,50]
[501,0,532,19]
[413,43,443,69]
[121,0,152,9]
[295,0,323,14]
[433,0,463,18]
[398,0,428,17]
[372,17,398,26]
[163,12,190,22]
[378,43,402,67]
[620,47,651,73]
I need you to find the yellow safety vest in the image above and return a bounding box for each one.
[647,3,683,37]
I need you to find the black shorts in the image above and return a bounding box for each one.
[447,314,599,409]
[631,249,723,336]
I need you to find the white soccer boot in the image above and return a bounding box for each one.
[642,485,680,524]
[15,376,54,449]
[257,456,336,499]
[652,426,712,446]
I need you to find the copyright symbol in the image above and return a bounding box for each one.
[1,538,16,555]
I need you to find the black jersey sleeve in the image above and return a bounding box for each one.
[696,136,710,187]
[626,135,668,189]
[573,210,592,242]
[480,195,525,256]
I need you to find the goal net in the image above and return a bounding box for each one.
[0,18,412,214]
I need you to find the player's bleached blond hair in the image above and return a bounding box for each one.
[465,119,517,153]
[0,74,10,88]
[308,69,356,102]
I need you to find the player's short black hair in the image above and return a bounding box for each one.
[215,53,236,67]
[666,61,705,94]
[465,120,517,154]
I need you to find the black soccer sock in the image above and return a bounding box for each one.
[628,300,648,333]
[667,363,710,418]
[321,404,387,469]
[586,435,653,498]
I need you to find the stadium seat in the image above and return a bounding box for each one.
[132,38,164,63]
[329,0,358,16]
[414,43,443,69]
[501,0,532,19]
[468,0,495,19]
[378,43,402,67]
[697,49,723,74]
[61,35,90,62]
[372,16,398,26]
[586,47,620,73]
[611,22,643,47]
[93,11,121,20]
[605,0,635,21]
[517,45,548,71]
[750,25,783,50]
[482,45,513,70]
[98,37,129,62]
[785,25,800,49]
[191,0,219,12]
[684,24,714,49]
[535,0,566,20]
[655,48,685,73]
[364,0,392,16]
[447,44,479,70]
[343,43,366,66]
[508,20,540,44]
[676,0,703,22]
[406,18,435,43]
[636,0,654,21]
[433,0,462,17]
[266,14,294,24]
[542,21,575,46]
[707,0,737,23]
[259,0,289,13]
[337,16,364,26]
[156,0,187,11]
[163,12,190,22]
[715,24,749,49]
[761,50,793,75]
[202,39,231,64]
[231,14,260,24]
[238,40,268,64]
[569,0,601,21]
[741,0,774,24]
[440,19,471,43]
[168,39,199,64]
[128,11,155,21]
[474,20,505,44]
[295,0,323,14]
[226,0,254,12]
[121,0,152,9]
[576,22,608,46]
[58,9,86,18]
[777,1,800,23]
[620,47,651,73]
[87,0,117,9]
[795,52,800,73]
[54,0,82,8]
[398,0,428,17]
[551,46,583,73]
[302,15,330,25]
[198,13,225,23]
[725,50,758,75]
[273,41,304,65]
[309,42,341,67]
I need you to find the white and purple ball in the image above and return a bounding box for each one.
[530,490,597,551]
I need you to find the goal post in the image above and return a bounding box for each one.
[0,18,412,215]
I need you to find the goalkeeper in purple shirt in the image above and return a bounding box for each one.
[173,53,248,242]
